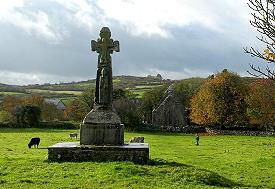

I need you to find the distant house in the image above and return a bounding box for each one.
[45,99,66,110]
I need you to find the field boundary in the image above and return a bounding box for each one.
[205,127,275,137]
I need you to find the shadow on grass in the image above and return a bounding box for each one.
[148,158,192,167]
[43,157,247,188]
[147,158,245,188]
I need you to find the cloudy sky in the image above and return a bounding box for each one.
[0,0,271,85]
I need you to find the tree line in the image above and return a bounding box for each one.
[140,70,274,130]
[0,70,274,130]
[0,95,64,127]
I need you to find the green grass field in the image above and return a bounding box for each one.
[133,85,163,89]
[126,85,163,98]
[0,129,274,188]
[26,89,83,95]
[0,92,27,95]
[131,91,145,98]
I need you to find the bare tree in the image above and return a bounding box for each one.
[244,0,275,80]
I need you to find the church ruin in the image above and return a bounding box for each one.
[152,85,187,127]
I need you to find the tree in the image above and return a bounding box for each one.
[113,88,128,100]
[191,70,248,126]
[244,0,275,80]
[246,79,275,129]
[22,95,60,121]
[174,78,204,108]
[64,99,88,121]
[140,85,167,123]
[0,110,11,122]
[22,95,44,107]
[113,88,137,100]
[78,88,95,110]
[24,105,41,127]
[113,98,141,129]
[64,88,95,122]
[113,88,142,129]
[1,96,22,113]
[1,95,64,122]
[11,105,25,124]
[42,102,62,121]
[10,104,41,127]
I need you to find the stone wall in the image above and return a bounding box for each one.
[160,125,206,133]
[158,125,275,137]
[205,127,275,137]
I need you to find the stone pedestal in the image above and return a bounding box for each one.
[48,142,149,164]
[80,123,124,145]
[80,109,124,145]
[48,107,150,164]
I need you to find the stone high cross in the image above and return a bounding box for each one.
[91,27,119,109]
[48,27,149,164]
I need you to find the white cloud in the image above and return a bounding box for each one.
[54,0,98,33]
[0,71,87,85]
[0,0,63,43]
[96,0,250,38]
[0,0,254,41]
[0,0,24,12]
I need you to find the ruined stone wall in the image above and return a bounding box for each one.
[152,86,187,127]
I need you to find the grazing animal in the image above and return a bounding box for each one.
[129,136,144,143]
[69,133,78,139]
[28,138,40,148]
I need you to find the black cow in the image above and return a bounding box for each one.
[28,138,40,148]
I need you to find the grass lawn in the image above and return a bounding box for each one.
[0,129,274,188]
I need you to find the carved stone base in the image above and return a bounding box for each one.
[80,109,123,145]
[80,123,124,145]
[48,142,149,164]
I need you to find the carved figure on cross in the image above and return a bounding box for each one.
[91,27,119,65]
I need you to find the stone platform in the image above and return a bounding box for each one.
[48,142,149,164]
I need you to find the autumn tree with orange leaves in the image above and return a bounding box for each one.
[64,99,88,121]
[1,95,62,122]
[191,70,248,126]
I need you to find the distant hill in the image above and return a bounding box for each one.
[0,75,166,100]
[0,75,259,101]
[23,75,165,90]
